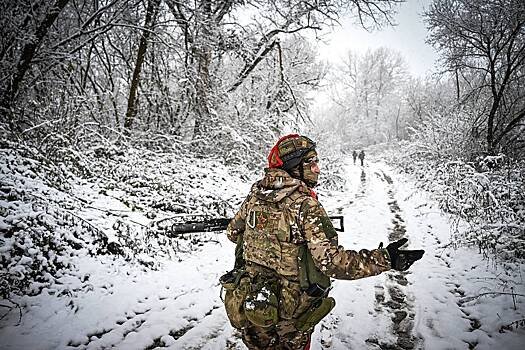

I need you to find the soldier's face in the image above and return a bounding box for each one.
[302,151,320,187]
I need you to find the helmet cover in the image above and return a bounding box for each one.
[268,134,316,171]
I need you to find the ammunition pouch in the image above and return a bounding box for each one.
[295,296,336,331]
[294,243,334,331]
[219,269,239,290]
[220,269,281,329]
[244,277,279,328]
[220,269,250,329]
[298,245,331,292]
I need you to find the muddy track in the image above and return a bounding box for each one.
[367,170,420,350]
[355,169,370,199]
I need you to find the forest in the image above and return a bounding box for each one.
[0,0,524,349]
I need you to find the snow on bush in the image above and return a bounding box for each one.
[317,154,346,192]
[1,140,258,299]
[0,133,347,300]
[386,143,525,261]
[406,107,484,159]
[78,145,255,256]
[0,148,109,298]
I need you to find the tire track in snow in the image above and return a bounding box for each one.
[366,170,421,350]
[317,164,374,348]
[320,165,422,349]
[355,168,370,200]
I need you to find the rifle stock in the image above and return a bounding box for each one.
[168,215,344,237]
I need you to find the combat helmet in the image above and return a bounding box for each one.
[267,134,316,171]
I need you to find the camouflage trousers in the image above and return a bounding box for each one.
[241,319,312,350]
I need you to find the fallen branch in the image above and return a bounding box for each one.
[499,318,525,333]
[0,298,22,325]
[461,291,525,303]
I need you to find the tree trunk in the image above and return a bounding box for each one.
[0,0,70,119]
[124,0,160,131]
[395,105,400,140]
[193,46,212,138]
[192,0,213,139]
[455,67,460,101]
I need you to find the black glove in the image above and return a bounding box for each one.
[382,238,425,271]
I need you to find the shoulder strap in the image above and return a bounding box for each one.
[284,194,311,244]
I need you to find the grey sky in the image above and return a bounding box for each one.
[315,0,439,77]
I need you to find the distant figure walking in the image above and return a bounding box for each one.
[359,150,365,166]
[352,150,358,164]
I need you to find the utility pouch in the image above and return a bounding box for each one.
[220,269,250,329]
[280,281,301,320]
[219,269,239,290]
[298,245,331,291]
[295,297,336,331]
[244,278,279,328]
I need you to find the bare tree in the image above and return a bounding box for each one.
[0,0,405,161]
[329,47,407,146]
[425,0,525,154]
[164,0,403,139]
[0,0,143,138]
[124,0,161,131]
[0,0,71,126]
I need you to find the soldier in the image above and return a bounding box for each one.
[358,150,365,166]
[222,134,424,350]
[352,150,357,164]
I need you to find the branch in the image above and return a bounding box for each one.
[0,298,22,325]
[264,25,321,41]
[500,318,525,333]
[493,109,525,146]
[214,0,234,23]
[165,0,193,44]
[49,20,117,51]
[461,291,525,303]
[49,0,122,51]
[226,21,321,93]
[227,39,279,93]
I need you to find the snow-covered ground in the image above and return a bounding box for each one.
[1,156,524,349]
[316,160,524,350]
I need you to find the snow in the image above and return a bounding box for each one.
[1,151,524,349]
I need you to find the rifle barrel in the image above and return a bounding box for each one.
[166,216,344,236]
[169,218,231,236]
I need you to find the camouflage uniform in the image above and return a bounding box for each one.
[226,167,390,350]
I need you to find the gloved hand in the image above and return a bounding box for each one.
[380,238,425,271]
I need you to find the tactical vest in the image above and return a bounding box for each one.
[242,190,331,291]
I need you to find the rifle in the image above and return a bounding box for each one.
[168,215,344,236]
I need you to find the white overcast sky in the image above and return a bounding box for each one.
[314,0,439,77]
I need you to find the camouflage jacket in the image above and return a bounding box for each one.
[227,168,391,282]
